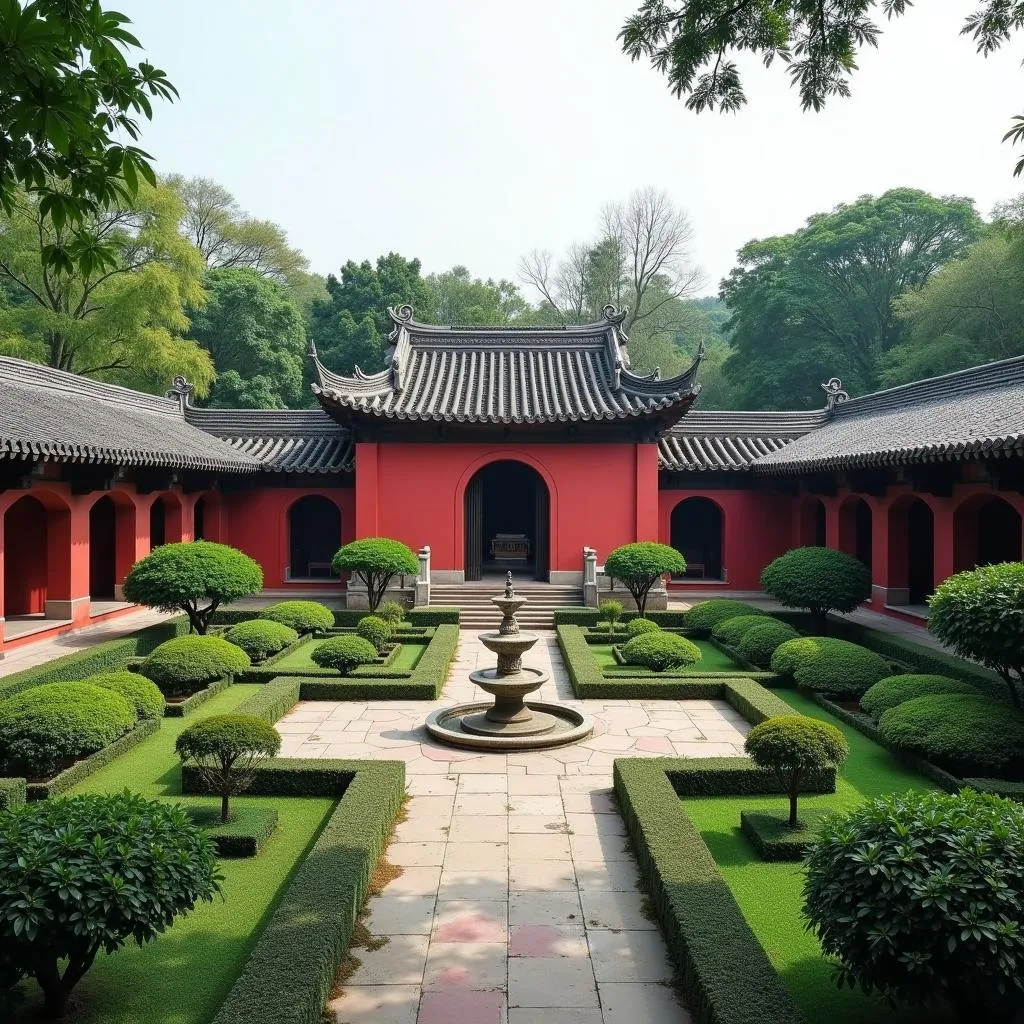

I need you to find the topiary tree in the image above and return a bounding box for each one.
[604,542,686,617]
[310,635,379,675]
[621,631,702,671]
[356,614,393,653]
[712,614,771,646]
[378,599,407,626]
[760,546,872,633]
[736,619,800,667]
[176,714,281,823]
[685,599,766,632]
[793,640,891,699]
[0,792,220,1018]
[860,674,977,720]
[123,541,263,634]
[224,619,299,663]
[259,600,335,634]
[803,789,1024,1018]
[331,538,418,613]
[141,635,251,697]
[928,562,1024,707]
[744,715,848,828]
[626,616,660,637]
[84,671,165,720]
[599,599,624,631]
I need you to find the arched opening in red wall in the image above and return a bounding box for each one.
[888,497,935,606]
[670,497,724,580]
[149,494,182,549]
[3,494,71,622]
[288,495,341,579]
[799,498,827,547]
[194,497,207,540]
[953,495,1022,571]
[464,460,549,581]
[839,497,873,571]
[89,496,117,599]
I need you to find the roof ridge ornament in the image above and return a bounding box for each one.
[387,304,415,342]
[602,304,628,326]
[167,374,194,413]
[821,377,850,411]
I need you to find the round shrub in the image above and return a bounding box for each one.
[770,636,830,677]
[860,674,977,720]
[224,619,299,662]
[260,600,335,634]
[378,599,407,626]
[712,614,770,646]
[621,632,702,672]
[760,546,871,631]
[736,619,800,667]
[84,671,165,720]
[803,789,1024,1013]
[356,614,393,653]
[0,682,137,778]
[793,640,890,698]
[604,542,686,617]
[685,599,766,632]
[878,693,1024,774]
[626,616,660,637]
[0,792,220,1017]
[310,635,379,675]
[142,635,251,696]
[598,599,624,630]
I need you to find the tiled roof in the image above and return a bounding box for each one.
[755,357,1024,473]
[184,408,353,473]
[312,305,702,426]
[0,358,260,473]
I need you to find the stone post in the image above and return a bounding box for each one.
[415,545,431,607]
[583,547,599,608]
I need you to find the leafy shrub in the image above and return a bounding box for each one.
[123,541,263,634]
[761,546,871,631]
[860,674,976,719]
[224,620,299,662]
[599,599,624,630]
[793,640,890,698]
[928,562,1024,707]
[0,682,137,777]
[804,789,1024,1015]
[259,600,334,634]
[0,792,220,1017]
[331,538,418,612]
[377,599,407,626]
[745,715,848,827]
[142,635,251,696]
[85,671,165,720]
[622,631,702,671]
[604,542,686,617]
[626,616,660,637]
[310,636,379,675]
[176,714,281,822]
[712,614,771,646]
[770,636,830,677]
[878,692,1024,774]
[685,599,766,632]
[736,619,800,667]
[356,614,393,653]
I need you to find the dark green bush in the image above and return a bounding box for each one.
[736,620,800,667]
[142,635,251,696]
[622,631,702,672]
[0,682,136,777]
[625,616,660,637]
[770,635,831,677]
[0,792,220,1017]
[310,636,379,675]
[0,778,26,810]
[793,640,890,698]
[760,546,871,631]
[712,614,771,646]
[203,805,279,857]
[878,692,1024,775]
[604,542,686,617]
[804,789,1024,1016]
[356,614,393,653]
[85,670,166,720]
[377,599,407,626]
[860,674,976,719]
[685,599,766,632]
[225,619,299,662]
[259,600,335,634]
[332,538,418,612]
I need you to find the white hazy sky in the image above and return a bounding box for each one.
[120,0,1022,295]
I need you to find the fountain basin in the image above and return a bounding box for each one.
[425,700,593,750]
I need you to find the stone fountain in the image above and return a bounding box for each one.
[425,572,593,751]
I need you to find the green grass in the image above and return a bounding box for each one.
[13,685,334,1024]
[685,690,947,1024]
[591,638,742,674]
[271,638,426,673]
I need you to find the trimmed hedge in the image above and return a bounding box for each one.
[793,642,890,699]
[736,620,800,668]
[965,778,1024,802]
[712,615,772,646]
[310,636,380,674]
[860,674,977,719]
[203,805,279,857]
[625,617,660,637]
[85,671,166,720]
[553,608,688,627]
[259,601,335,634]
[225,620,300,662]
[237,678,302,725]
[722,678,801,725]
[621,631,702,671]
[760,546,871,626]
[356,615,392,653]
[164,678,233,718]
[739,809,824,862]
[685,600,767,634]
[0,778,26,809]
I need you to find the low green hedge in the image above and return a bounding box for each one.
[0,777,26,809]
[736,620,800,668]
[793,642,890,699]
[739,809,824,862]
[203,805,280,858]
[712,615,772,646]
[685,600,767,634]
[722,679,800,725]
[225,620,300,662]
[237,678,302,725]
[210,606,461,628]
[662,756,836,798]
[164,678,233,718]
[553,608,688,627]
[965,778,1024,802]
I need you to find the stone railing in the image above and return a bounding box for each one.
[583,547,599,607]
[415,545,431,607]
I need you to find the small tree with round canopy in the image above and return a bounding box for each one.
[599,599,624,632]
[123,541,263,634]
[760,546,871,633]
[331,538,419,613]
[604,542,685,618]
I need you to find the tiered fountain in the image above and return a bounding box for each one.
[425,572,593,751]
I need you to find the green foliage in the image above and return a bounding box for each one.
[599,599,624,629]
[310,636,379,675]
[0,681,136,777]
[712,614,770,646]
[0,778,26,810]
[736,619,800,667]
[85,670,165,719]
[771,635,845,677]
[332,538,418,612]
[259,600,335,634]
[622,631,702,671]
[377,599,407,626]
[604,542,686,616]
[142,635,251,696]
[625,616,660,636]
[225,620,299,662]
[0,792,219,1018]
[685,599,766,632]
[739,809,827,862]
[203,805,279,858]
[761,547,871,628]
[123,541,263,634]
[860,674,977,720]
[793,640,890,698]
[421,265,530,325]
[356,614,393,653]
[878,693,1024,775]
[803,789,1024,1014]
[928,562,1024,706]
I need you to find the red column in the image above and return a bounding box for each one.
[634,444,659,541]
[824,498,841,550]
[58,498,90,624]
[355,443,380,538]
[932,498,955,589]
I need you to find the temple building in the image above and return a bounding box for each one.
[0,304,1021,651]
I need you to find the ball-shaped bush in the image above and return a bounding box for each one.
[760,546,871,630]
[685,599,766,633]
[878,693,1024,774]
[310,635,379,675]
[621,632,702,672]
[603,542,686,617]
[598,599,624,630]
[626,616,660,637]
[770,636,830,677]
[377,599,407,626]
[142,635,251,696]
[224,619,299,663]
[803,789,1024,1012]
[712,614,771,646]
[259,600,335,634]
[860,674,977,720]
[356,615,393,653]
[793,640,890,698]
[736,620,800,667]
[84,671,166,720]
[0,682,137,777]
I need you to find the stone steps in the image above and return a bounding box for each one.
[430,584,583,629]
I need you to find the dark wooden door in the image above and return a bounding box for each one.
[534,482,549,581]
[465,474,483,581]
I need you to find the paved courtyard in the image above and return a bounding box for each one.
[276,631,753,1024]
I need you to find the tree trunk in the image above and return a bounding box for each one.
[810,607,828,635]
[221,790,231,823]
[37,960,69,1019]
[632,583,649,618]
[789,776,800,829]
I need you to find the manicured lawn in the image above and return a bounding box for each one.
[685,690,948,1024]
[272,637,426,672]
[590,638,743,673]
[13,684,334,1024]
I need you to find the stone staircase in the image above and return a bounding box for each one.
[429,581,584,629]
